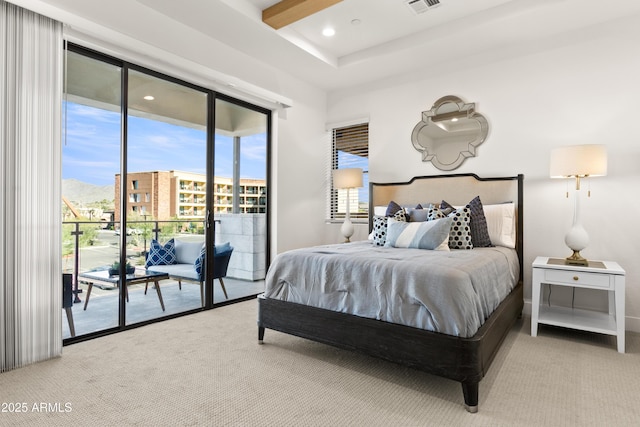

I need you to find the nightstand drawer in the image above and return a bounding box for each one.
[544,269,612,289]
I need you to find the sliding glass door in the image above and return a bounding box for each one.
[62,44,270,342]
[124,68,209,324]
[62,49,122,337]
[209,98,269,304]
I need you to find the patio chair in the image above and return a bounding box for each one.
[211,244,233,300]
[63,273,75,337]
[195,243,234,302]
[146,242,234,305]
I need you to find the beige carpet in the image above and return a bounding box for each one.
[1,299,639,427]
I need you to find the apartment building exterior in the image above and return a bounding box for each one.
[114,170,266,222]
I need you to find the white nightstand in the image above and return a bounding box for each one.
[531,256,625,353]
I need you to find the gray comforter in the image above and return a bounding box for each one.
[265,241,520,338]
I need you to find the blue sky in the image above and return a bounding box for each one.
[63,102,267,186]
[62,102,369,207]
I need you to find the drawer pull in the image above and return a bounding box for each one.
[573,276,579,281]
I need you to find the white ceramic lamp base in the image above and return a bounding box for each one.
[564,223,589,266]
[341,217,354,243]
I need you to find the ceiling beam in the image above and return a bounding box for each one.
[262,0,343,30]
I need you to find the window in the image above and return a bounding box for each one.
[132,180,138,190]
[329,122,369,221]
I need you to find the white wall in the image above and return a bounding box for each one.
[326,15,640,330]
[271,81,329,254]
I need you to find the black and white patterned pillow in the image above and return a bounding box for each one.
[441,196,493,248]
[447,207,473,250]
[372,211,407,246]
[372,216,388,246]
[392,209,408,222]
[426,206,447,221]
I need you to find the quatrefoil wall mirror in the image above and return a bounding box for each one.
[411,96,489,171]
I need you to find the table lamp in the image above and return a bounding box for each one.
[332,168,363,243]
[550,144,607,265]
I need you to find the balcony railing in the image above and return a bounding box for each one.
[62,213,266,301]
[63,219,205,301]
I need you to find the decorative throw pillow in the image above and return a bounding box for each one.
[407,203,436,222]
[145,238,176,267]
[426,205,447,221]
[391,209,408,222]
[372,215,388,246]
[194,245,206,279]
[447,207,473,250]
[483,202,516,248]
[385,200,403,217]
[372,211,407,246]
[385,217,452,251]
[408,208,429,222]
[442,196,493,248]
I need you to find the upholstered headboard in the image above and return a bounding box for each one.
[369,173,524,282]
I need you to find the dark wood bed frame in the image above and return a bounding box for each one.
[258,174,524,412]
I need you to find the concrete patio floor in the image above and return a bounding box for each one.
[63,277,264,339]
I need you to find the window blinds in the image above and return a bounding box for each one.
[329,123,369,220]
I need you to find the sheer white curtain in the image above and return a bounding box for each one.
[1,1,63,372]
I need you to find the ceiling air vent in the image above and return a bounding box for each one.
[405,0,441,15]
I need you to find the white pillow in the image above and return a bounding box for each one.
[373,206,387,216]
[483,203,516,248]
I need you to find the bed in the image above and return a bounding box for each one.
[257,173,524,412]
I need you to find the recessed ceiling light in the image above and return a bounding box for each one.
[143,95,154,101]
[322,27,335,37]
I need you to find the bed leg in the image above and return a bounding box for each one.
[258,326,265,344]
[461,381,479,413]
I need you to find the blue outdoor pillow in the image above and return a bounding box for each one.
[194,246,206,279]
[146,238,176,267]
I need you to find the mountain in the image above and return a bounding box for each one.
[62,179,114,205]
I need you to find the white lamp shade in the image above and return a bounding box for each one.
[550,144,607,178]
[332,168,363,189]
